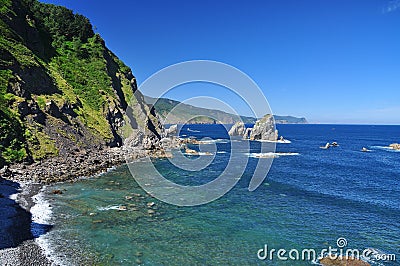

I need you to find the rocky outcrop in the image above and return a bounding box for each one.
[249,114,278,141]
[228,122,246,136]
[165,124,178,136]
[389,143,400,150]
[228,115,278,141]
[320,256,370,266]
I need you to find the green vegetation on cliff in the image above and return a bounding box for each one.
[0,0,160,168]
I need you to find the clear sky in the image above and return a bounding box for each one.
[40,0,400,124]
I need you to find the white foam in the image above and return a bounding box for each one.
[255,139,292,144]
[96,205,122,211]
[198,152,213,156]
[183,152,214,156]
[31,187,66,266]
[9,182,28,208]
[196,139,229,144]
[247,152,299,158]
[36,233,69,266]
[371,146,400,152]
[187,128,200,132]
[31,187,52,225]
[9,192,18,201]
[217,151,227,154]
[361,248,388,266]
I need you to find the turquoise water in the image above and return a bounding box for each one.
[41,125,400,265]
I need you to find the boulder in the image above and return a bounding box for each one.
[228,122,246,136]
[249,114,278,141]
[320,256,370,266]
[389,143,400,150]
[185,148,198,155]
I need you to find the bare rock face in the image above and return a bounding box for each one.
[389,143,400,150]
[165,124,178,136]
[228,122,246,136]
[249,114,278,141]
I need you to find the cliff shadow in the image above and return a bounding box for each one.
[0,178,53,250]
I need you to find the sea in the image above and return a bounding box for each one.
[32,124,400,265]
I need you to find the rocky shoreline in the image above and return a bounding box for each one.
[1,148,136,184]
[0,134,185,184]
[0,134,190,265]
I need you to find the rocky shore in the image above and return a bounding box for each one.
[0,135,185,184]
[0,134,187,265]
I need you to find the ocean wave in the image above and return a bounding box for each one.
[183,152,214,156]
[197,139,229,144]
[217,151,227,154]
[254,139,291,144]
[371,146,400,152]
[247,152,299,158]
[31,187,52,225]
[187,128,201,132]
[97,205,124,211]
[32,187,66,266]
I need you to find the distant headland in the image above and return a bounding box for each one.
[144,96,308,125]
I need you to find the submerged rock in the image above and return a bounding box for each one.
[52,189,63,195]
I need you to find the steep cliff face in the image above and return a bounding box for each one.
[0,0,163,168]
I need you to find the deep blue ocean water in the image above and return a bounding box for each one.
[40,124,400,265]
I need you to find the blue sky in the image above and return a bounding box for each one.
[40,0,400,124]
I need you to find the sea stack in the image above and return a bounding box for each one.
[228,122,246,136]
[228,114,278,141]
[249,114,278,141]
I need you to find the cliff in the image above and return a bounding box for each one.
[0,0,163,172]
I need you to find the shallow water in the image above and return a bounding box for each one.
[39,124,400,265]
